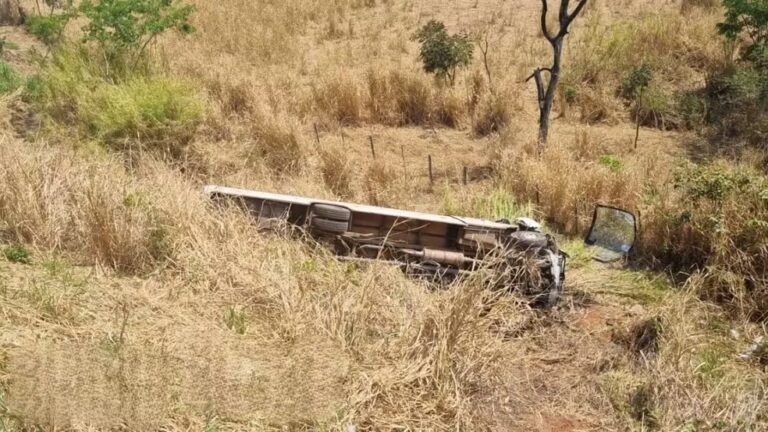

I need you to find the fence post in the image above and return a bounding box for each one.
[463,166,468,186]
[428,155,434,186]
[369,136,376,159]
[401,145,407,179]
[574,204,579,234]
[314,123,320,145]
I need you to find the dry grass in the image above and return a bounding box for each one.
[496,127,667,234]
[0,137,175,273]
[249,114,305,172]
[2,127,766,430]
[318,144,355,199]
[2,0,768,430]
[561,6,725,125]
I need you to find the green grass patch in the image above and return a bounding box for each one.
[0,61,21,94]
[3,244,31,265]
[599,154,623,173]
[25,14,71,46]
[560,238,595,269]
[42,257,90,287]
[31,46,204,155]
[441,187,535,222]
[592,270,672,304]
[696,349,727,381]
[87,77,203,146]
[224,305,247,335]
[0,36,20,52]
[471,188,535,221]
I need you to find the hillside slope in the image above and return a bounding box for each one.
[1,0,767,430]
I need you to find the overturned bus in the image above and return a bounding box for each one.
[205,185,637,307]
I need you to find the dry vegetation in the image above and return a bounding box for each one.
[0,0,767,430]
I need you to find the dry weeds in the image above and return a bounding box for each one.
[1,0,767,430]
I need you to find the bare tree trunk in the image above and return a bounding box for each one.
[634,89,643,150]
[479,32,493,90]
[0,0,24,25]
[528,0,588,148]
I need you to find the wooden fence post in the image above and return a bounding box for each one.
[574,204,579,234]
[369,136,376,159]
[428,155,434,185]
[401,145,407,179]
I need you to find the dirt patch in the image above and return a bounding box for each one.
[528,413,587,432]
[573,304,624,343]
[0,25,45,75]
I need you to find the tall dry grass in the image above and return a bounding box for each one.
[496,128,662,234]
[2,0,767,429]
[561,7,725,125]
[494,126,768,321]
[0,134,536,430]
[0,137,177,273]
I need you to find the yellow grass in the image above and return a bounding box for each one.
[1,0,767,430]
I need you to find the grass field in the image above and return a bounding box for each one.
[0,0,767,430]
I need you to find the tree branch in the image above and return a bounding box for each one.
[540,0,555,43]
[526,68,547,109]
[558,0,570,23]
[525,67,552,82]
[563,0,588,29]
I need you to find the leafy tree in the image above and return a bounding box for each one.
[717,0,768,68]
[415,20,473,85]
[79,0,195,72]
[623,65,653,149]
[26,12,76,46]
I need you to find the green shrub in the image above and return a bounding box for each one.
[622,65,678,131]
[415,20,473,85]
[79,0,195,73]
[674,163,755,202]
[26,14,74,46]
[3,244,31,264]
[0,60,21,93]
[23,75,44,101]
[676,90,709,129]
[629,85,679,130]
[34,47,203,155]
[658,162,768,320]
[599,154,623,172]
[86,77,203,149]
[563,85,578,104]
[705,65,768,142]
[718,0,768,69]
[621,65,653,100]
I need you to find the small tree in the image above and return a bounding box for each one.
[623,65,653,149]
[717,0,768,68]
[79,0,195,73]
[416,20,473,86]
[527,0,588,147]
[26,1,77,49]
[474,27,499,90]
